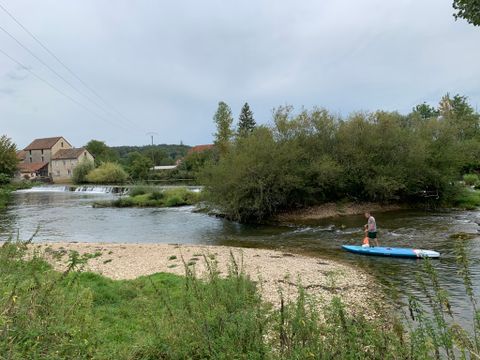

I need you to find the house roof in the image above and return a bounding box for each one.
[51,148,88,160]
[188,144,214,154]
[24,137,67,150]
[18,162,48,173]
[16,150,27,160]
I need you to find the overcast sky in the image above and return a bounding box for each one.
[1,0,479,148]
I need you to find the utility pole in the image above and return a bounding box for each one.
[146,132,159,165]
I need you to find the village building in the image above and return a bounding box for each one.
[16,136,94,182]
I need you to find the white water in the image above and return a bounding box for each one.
[75,185,115,194]
[16,185,70,193]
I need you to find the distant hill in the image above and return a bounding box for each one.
[111,144,191,166]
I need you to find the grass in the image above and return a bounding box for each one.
[452,187,480,210]
[93,187,202,208]
[0,238,479,359]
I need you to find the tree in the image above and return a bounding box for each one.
[453,0,480,26]
[213,101,233,156]
[85,162,128,184]
[237,102,256,137]
[0,135,18,181]
[126,152,153,180]
[85,140,118,165]
[412,103,439,119]
[72,159,95,184]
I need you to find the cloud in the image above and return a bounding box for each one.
[0,0,479,147]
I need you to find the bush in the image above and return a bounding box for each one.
[0,173,11,185]
[463,173,479,186]
[86,162,128,184]
[0,135,18,179]
[72,159,95,184]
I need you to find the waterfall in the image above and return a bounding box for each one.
[17,185,128,194]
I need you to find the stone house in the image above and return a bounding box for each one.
[17,137,94,182]
[50,148,94,182]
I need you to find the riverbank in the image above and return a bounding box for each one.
[275,201,409,222]
[34,242,380,315]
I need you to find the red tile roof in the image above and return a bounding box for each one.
[18,162,48,173]
[24,137,68,150]
[51,148,88,160]
[188,144,214,154]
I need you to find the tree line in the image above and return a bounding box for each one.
[202,95,480,222]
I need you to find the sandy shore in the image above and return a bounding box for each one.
[32,242,382,316]
[275,202,407,222]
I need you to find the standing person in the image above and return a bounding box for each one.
[364,212,379,247]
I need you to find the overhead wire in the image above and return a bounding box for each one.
[0,46,131,131]
[0,1,144,133]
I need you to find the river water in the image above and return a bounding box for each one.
[1,189,479,329]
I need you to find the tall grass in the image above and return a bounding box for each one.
[0,237,478,359]
[94,187,202,208]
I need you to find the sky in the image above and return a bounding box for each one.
[1,0,479,148]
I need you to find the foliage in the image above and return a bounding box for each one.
[412,102,439,119]
[0,135,18,180]
[72,159,95,184]
[452,188,480,209]
[463,173,480,186]
[112,144,189,166]
[237,102,256,137]
[213,101,234,156]
[85,162,128,184]
[125,152,153,180]
[453,0,480,26]
[202,96,480,222]
[85,139,119,165]
[94,187,201,208]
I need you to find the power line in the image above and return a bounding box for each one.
[0,46,131,131]
[0,1,142,132]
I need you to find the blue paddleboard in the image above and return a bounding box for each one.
[342,245,440,259]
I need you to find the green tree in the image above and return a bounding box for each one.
[72,159,95,184]
[237,102,256,137]
[86,162,128,184]
[0,135,18,181]
[85,140,118,165]
[213,101,234,156]
[126,152,153,180]
[453,0,480,26]
[412,102,439,119]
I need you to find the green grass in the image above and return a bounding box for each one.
[93,187,202,208]
[1,239,479,359]
[452,187,480,210]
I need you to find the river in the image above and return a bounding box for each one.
[1,188,479,330]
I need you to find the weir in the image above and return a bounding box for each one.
[16,185,202,195]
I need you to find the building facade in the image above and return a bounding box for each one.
[50,148,94,182]
[17,137,94,182]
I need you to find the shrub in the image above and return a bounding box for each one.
[463,173,479,186]
[128,185,155,197]
[72,159,95,184]
[0,173,11,185]
[86,162,128,184]
[0,135,18,179]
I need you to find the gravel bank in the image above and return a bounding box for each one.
[34,242,383,315]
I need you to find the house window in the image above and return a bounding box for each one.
[29,158,32,163]
[41,149,44,154]
[56,171,60,176]
[61,142,64,147]
[41,156,44,162]
[67,169,71,175]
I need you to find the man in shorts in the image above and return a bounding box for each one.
[365,212,379,247]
